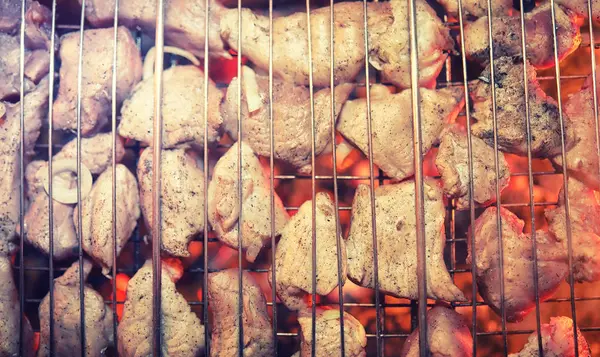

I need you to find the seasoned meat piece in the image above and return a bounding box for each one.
[472,56,574,157]
[220,0,453,88]
[0,1,53,101]
[0,240,34,357]
[209,142,288,262]
[75,164,140,273]
[338,85,463,181]
[469,207,568,322]
[54,133,126,174]
[208,269,274,357]
[53,27,142,136]
[347,180,466,301]
[270,192,346,310]
[118,260,205,357]
[38,259,113,357]
[138,148,205,257]
[80,0,229,58]
[557,0,600,23]
[0,77,49,243]
[545,177,600,282]
[401,306,472,357]
[436,0,512,17]
[552,72,600,190]
[509,316,591,357]
[436,125,510,209]
[222,66,354,174]
[296,308,366,357]
[119,65,222,149]
[463,4,581,69]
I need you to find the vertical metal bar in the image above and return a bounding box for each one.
[268,0,279,354]
[454,0,477,354]
[110,0,120,352]
[329,2,346,356]
[406,0,428,355]
[152,0,165,355]
[303,1,318,355]
[75,1,87,354]
[236,0,244,355]
[482,2,508,352]
[360,1,382,355]
[547,1,579,354]
[588,0,600,227]
[17,1,26,355]
[134,29,143,271]
[203,0,211,354]
[516,2,544,355]
[47,0,58,355]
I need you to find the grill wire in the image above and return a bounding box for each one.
[11,0,600,355]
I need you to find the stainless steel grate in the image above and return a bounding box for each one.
[9,0,600,356]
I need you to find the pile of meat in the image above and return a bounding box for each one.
[0,0,597,355]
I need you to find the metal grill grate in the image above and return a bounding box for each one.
[9,0,600,356]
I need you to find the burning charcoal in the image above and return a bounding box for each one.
[222,66,355,174]
[347,179,466,302]
[471,56,575,158]
[337,85,464,181]
[208,269,274,356]
[209,142,289,263]
[139,148,205,257]
[118,259,205,357]
[545,176,600,283]
[401,306,473,357]
[296,308,367,357]
[220,0,453,88]
[509,316,591,357]
[469,207,568,322]
[463,3,581,69]
[38,259,113,357]
[436,124,510,210]
[270,192,346,310]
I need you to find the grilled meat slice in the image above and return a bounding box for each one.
[347,180,465,302]
[208,269,274,357]
[222,66,354,174]
[53,27,142,136]
[270,192,346,310]
[54,133,126,175]
[436,124,510,209]
[436,0,512,17]
[138,148,205,257]
[338,85,463,181]
[472,56,574,157]
[469,207,568,322]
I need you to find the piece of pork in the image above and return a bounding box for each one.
[38,259,114,357]
[401,306,473,357]
[80,0,229,59]
[119,65,222,149]
[338,85,463,181]
[0,240,34,357]
[472,56,574,158]
[208,142,289,262]
[436,0,512,17]
[436,125,510,210]
[222,66,354,174]
[208,269,274,357]
[469,207,568,322]
[552,71,600,190]
[296,308,367,357]
[118,259,205,357]
[463,3,581,69]
[557,0,600,23]
[138,148,205,257]
[270,192,346,310]
[54,133,126,175]
[53,26,142,136]
[347,180,466,301]
[220,0,453,88]
[545,177,600,282]
[509,316,591,357]
[75,164,140,274]
[0,77,49,244]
